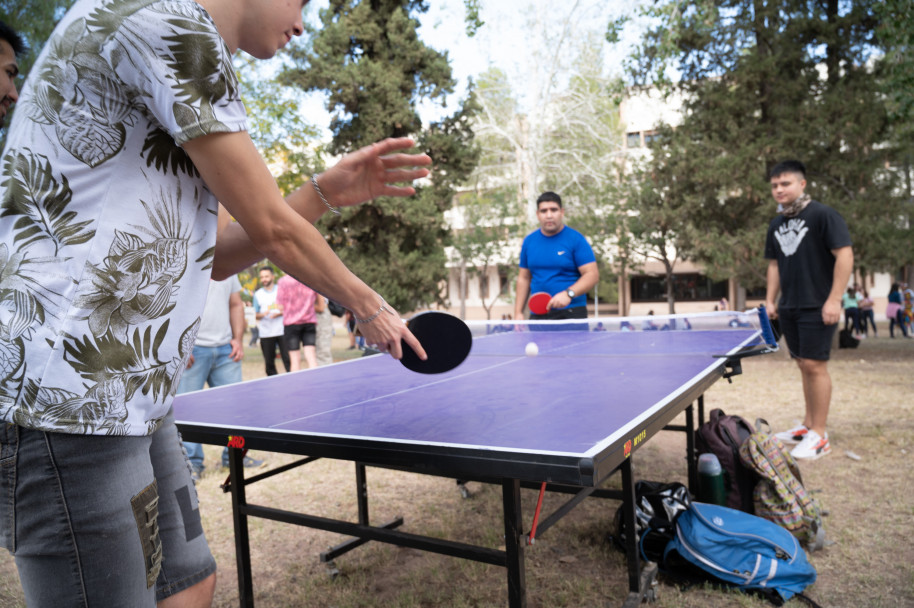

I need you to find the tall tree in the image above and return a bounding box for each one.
[469,4,625,223]
[875,0,914,285]
[280,0,478,313]
[541,36,627,300]
[623,126,699,314]
[619,0,907,304]
[875,0,914,137]
[466,13,626,307]
[448,185,522,319]
[233,55,324,196]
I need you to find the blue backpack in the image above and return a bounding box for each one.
[662,501,818,605]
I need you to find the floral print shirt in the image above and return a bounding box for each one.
[0,0,248,435]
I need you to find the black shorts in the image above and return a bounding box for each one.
[284,323,317,350]
[777,308,837,361]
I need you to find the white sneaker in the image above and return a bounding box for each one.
[775,424,809,445]
[790,431,831,460]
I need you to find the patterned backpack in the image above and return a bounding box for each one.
[738,423,826,551]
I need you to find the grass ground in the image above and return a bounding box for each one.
[0,319,912,607]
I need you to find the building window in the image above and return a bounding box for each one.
[643,130,660,146]
[626,132,642,148]
[631,273,728,302]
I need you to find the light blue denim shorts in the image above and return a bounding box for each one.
[0,410,216,607]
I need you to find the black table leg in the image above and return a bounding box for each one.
[229,447,254,607]
[686,402,697,493]
[355,462,369,525]
[502,479,526,608]
[620,458,640,593]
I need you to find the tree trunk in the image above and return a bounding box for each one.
[736,283,747,312]
[459,263,467,320]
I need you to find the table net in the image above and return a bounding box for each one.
[462,307,778,359]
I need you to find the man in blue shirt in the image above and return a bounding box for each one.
[514,191,599,320]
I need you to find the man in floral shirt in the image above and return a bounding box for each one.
[0,0,430,605]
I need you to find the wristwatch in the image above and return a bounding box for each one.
[566,289,576,298]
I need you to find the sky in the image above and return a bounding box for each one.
[296,0,643,138]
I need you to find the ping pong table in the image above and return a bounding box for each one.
[175,309,776,607]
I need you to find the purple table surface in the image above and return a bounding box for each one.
[174,328,759,458]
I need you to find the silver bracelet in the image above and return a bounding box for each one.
[354,301,394,324]
[311,174,341,216]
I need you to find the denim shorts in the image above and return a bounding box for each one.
[0,411,216,607]
[777,307,838,361]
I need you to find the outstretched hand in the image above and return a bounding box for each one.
[317,138,432,208]
[353,301,427,362]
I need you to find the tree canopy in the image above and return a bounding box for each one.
[233,55,324,196]
[280,0,479,313]
[875,0,914,136]
[618,0,909,302]
[464,6,626,308]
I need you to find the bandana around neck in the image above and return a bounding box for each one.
[777,193,811,218]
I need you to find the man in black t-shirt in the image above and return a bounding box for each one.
[764,160,853,461]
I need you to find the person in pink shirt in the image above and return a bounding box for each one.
[276,274,319,370]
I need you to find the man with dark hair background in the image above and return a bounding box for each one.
[0,20,26,127]
[764,160,853,460]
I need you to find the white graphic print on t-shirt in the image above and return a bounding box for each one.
[774,218,808,256]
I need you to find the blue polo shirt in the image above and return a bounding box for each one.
[519,226,596,309]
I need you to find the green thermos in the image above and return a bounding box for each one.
[697,453,727,506]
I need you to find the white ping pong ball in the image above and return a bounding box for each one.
[525,342,539,356]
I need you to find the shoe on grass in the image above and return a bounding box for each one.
[190,465,204,482]
[774,423,808,445]
[242,456,264,468]
[790,430,830,460]
[222,456,265,469]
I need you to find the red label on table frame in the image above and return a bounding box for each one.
[227,435,245,449]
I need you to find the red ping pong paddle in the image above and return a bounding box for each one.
[528,292,551,316]
[399,311,472,374]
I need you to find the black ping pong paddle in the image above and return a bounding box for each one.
[399,311,472,374]
[528,292,551,316]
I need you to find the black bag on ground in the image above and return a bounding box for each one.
[696,408,757,512]
[327,300,346,317]
[611,480,690,562]
[611,478,822,608]
[838,328,859,349]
